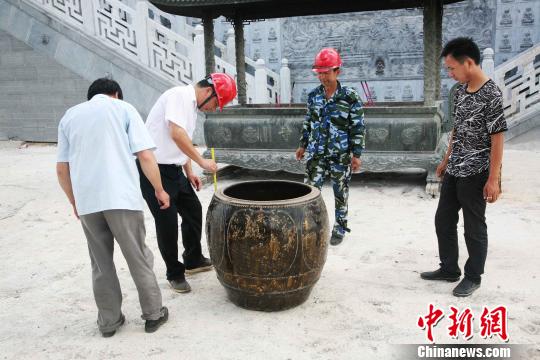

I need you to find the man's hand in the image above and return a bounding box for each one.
[436,159,448,178]
[483,177,501,203]
[295,147,305,161]
[199,159,218,173]
[188,174,203,191]
[351,156,362,172]
[155,189,170,209]
[71,202,79,220]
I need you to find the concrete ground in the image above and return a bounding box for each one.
[0,138,539,360]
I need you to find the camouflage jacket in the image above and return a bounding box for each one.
[299,82,366,160]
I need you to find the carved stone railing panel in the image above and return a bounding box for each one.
[494,44,540,119]
[146,19,194,84]
[94,0,139,60]
[22,0,282,102]
[29,0,85,28]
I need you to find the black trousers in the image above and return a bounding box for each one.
[137,161,203,281]
[435,171,489,283]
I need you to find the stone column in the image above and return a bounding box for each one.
[225,28,236,65]
[134,1,149,66]
[423,0,443,106]
[233,17,247,105]
[193,25,205,81]
[482,48,495,79]
[280,58,292,104]
[255,59,269,103]
[202,13,215,76]
[80,0,96,35]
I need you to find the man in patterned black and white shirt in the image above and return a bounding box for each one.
[421,38,507,297]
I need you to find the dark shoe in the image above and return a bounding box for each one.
[101,314,125,338]
[169,279,191,293]
[145,307,168,333]
[420,269,460,282]
[185,257,213,275]
[453,278,480,297]
[330,232,344,246]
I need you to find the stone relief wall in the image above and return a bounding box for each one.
[281,0,501,103]
[210,0,538,103]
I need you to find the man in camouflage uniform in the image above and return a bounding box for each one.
[296,48,366,246]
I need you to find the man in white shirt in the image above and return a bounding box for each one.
[138,73,237,293]
[57,78,170,337]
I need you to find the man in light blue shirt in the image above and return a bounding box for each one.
[56,78,170,337]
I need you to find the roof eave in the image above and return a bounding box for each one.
[150,0,465,20]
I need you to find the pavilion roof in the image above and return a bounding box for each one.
[149,0,463,20]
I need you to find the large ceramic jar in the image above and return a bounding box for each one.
[206,180,329,311]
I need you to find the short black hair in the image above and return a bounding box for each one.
[196,76,215,90]
[87,78,123,100]
[441,37,481,65]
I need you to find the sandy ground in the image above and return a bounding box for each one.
[0,137,539,360]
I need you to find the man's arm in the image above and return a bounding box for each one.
[484,132,504,203]
[183,159,193,177]
[348,95,366,172]
[349,99,366,160]
[136,149,170,209]
[483,87,507,203]
[436,130,454,178]
[182,159,202,191]
[56,162,78,219]
[169,122,217,173]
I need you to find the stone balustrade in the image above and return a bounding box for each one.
[24,0,287,105]
[493,44,540,120]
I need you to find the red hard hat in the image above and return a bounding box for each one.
[210,73,237,110]
[312,48,342,73]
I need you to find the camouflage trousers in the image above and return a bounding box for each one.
[305,156,352,236]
